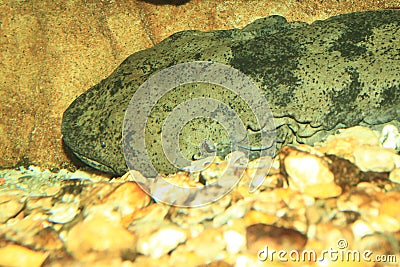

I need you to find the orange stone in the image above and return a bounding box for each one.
[103,182,151,226]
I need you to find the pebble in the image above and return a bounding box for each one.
[380,124,400,151]
[0,244,48,267]
[48,201,79,224]
[389,168,400,183]
[281,146,342,198]
[184,228,226,262]
[148,172,204,205]
[251,190,288,215]
[243,210,279,226]
[354,145,397,172]
[32,227,64,250]
[317,126,381,160]
[136,224,187,258]
[130,203,170,225]
[213,199,249,227]
[359,234,398,256]
[370,213,400,232]
[245,224,307,255]
[102,182,152,226]
[66,212,136,261]
[170,193,231,227]
[251,188,310,233]
[0,190,26,223]
[351,219,375,240]
[337,189,380,218]
[223,230,246,254]
[26,196,53,211]
[379,192,400,219]
[198,157,228,183]
[2,211,49,246]
[241,156,276,190]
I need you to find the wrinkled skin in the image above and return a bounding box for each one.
[62,10,400,176]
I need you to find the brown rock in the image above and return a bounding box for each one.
[246,223,307,255]
[103,182,151,226]
[66,213,136,261]
[32,227,63,250]
[358,234,398,258]
[326,154,364,189]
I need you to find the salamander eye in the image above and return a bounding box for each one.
[101,141,107,148]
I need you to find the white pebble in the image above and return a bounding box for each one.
[351,220,374,240]
[389,168,400,184]
[136,227,187,258]
[213,200,248,227]
[354,146,396,172]
[380,124,400,151]
[223,230,245,254]
[48,202,79,224]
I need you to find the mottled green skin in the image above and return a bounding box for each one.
[62,10,400,176]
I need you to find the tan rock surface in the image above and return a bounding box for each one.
[1,0,398,169]
[0,244,49,267]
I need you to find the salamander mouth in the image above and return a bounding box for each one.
[71,150,117,175]
[62,136,118,175]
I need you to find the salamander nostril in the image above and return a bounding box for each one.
[101,141,106,148]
